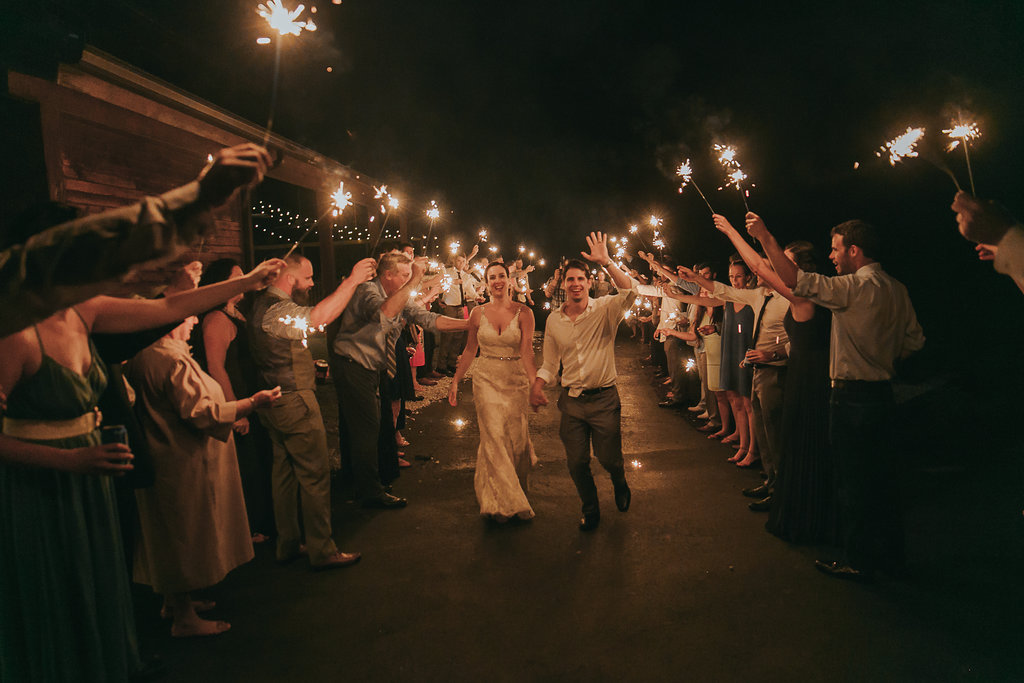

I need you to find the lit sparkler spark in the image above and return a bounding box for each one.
[676,159,694,185]
[943,122,980,151]
[685,358,696,373]
[331,181,352,212]
[449,240,461,255]
[452,418,466,429]
[649,215,662,228]
[653,238,666,251]
[725,168,748,189]
[257,0,309,37]
[543,302,552,310]
[630,459,643,469]
[478,229,488,241]
[488,246,498,253]
[943,120,981,194]
[373,184,389,199]
[518,245,526,253]
[714,144,739,168]
[624,309,632,319]
[629,225,638,234]
[426,201,440,221]
[528,251,535,259]
[278,315,324,348]
[877,127,926,166]
[441,273,454,293]
[538,259,546,266]
[388,196,400,209]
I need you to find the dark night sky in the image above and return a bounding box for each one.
[13,0,1024,344]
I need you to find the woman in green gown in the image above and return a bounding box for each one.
[0,260,284,682]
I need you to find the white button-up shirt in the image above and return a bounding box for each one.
[793,263,925,380]
[537,282,637,397]
[711,282,790,365]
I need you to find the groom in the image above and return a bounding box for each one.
[529,232,637,531]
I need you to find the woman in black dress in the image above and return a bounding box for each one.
[712,215,836,544]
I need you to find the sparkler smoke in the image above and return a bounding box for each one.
[943,121,981,195]
[676,158,715,214]
[256,1,312,145]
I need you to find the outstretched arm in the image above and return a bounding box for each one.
[309,258,378,328]
[712,214,797,302]
[744,213,799,289]
[448,308,481,406]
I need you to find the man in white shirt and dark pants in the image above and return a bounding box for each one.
[787,220,925,581]
[530,233,637,531]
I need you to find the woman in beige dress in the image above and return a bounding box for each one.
[127,316,280,637]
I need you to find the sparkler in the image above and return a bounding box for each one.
[877,127,926,167]
[876,126,961,190]
[424,200,440,255]
[284,180,351,258]
[256,1,312,144]
[488,245,499,254]
[714,144,751,211]
[676,158,715,214]
[478,228,488,241]
[943,120,981,195]
[449,240,461,255]
[277,314,324,348]
[628,224,649,250]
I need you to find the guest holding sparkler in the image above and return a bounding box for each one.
[951,192,1024,293]
[332,252,470,508]
[248,254,377,569]
[127,315,282,636]
[712,214,835,542]
[0,257,285,680]
[784,220,925,581]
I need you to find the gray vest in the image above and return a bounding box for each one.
[248,288,315,392]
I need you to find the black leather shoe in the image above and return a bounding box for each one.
[748,495,772,512]
[362,492,408,509]
[614,483,631,512]
[742,483,771,498]
[658,400,682,409]
[578,512,600,531]
[814,560,874,582]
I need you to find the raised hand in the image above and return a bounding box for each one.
[411,256,429,281]
[712,214,736,234]
[348,257,378,285]
[247,259,287,289]
[676,265,699,282]
[198,143,273,206]
[581,231,611,264]
[952,191,1014,245]
[744,212,769,242]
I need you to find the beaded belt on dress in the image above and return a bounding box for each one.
[480,355,521,361]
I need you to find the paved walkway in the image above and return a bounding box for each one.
[136,339,1024,682]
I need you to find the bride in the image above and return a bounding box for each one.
[448,261,538,522]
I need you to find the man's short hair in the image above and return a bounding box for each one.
[784,240,820,273]
[831,220,881,260]
[283,254,307,273]
[378,251,411,274]
[563,259,591,278]
[695,261,715,275]
[397,241,414,252]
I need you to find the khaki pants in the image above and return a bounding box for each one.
[258,390,338,564]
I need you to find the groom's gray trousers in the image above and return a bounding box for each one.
[557,385,627,516]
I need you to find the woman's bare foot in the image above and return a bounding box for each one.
[160,599,216,620]
[396,433,410,447]
[171,618,231,638]
[708,429,727,439]
[251,532,269,544]
[721,433,739,444]
[736,454,760,467]
[728,449,746,462]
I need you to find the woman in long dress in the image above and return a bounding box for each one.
[448,261,538,522]
[0,259,284,681]
[128,315,280,636]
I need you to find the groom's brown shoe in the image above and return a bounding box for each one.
[578,512,600,531]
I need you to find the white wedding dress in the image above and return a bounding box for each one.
[472,308,537,520]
